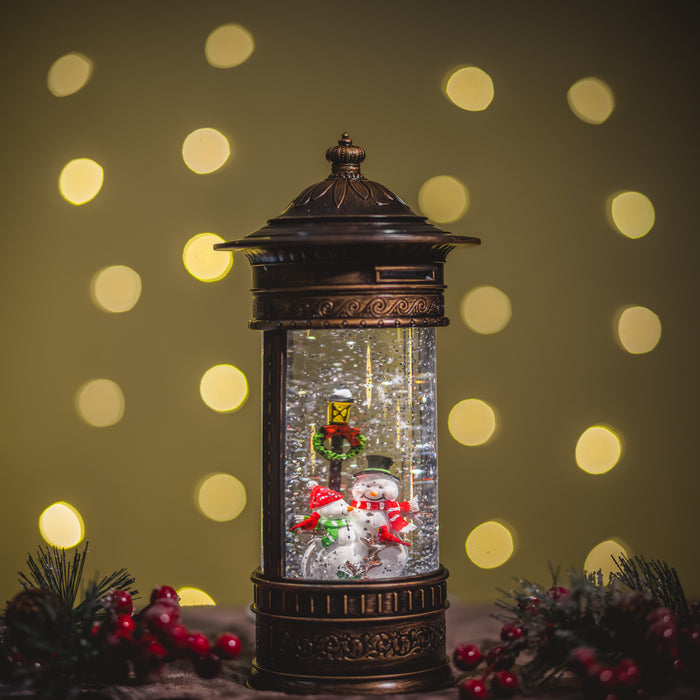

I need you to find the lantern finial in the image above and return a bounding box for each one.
[326,132,365,178]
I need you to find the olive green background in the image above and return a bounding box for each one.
[1,1,698,607]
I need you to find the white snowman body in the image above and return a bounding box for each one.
[300,498,364,580]
[349,474,415,579]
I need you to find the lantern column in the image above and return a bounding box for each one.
[216,132,480,693]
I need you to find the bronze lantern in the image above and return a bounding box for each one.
[216,132,480,693]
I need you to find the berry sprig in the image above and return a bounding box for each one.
[454,625,524,699]
[90,585,242,684]
[452,557,700,699]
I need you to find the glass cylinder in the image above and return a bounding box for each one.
[283,327,438,581]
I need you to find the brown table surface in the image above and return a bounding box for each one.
[1,603,698,698]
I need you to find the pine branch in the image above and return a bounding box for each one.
[611,554,690,619]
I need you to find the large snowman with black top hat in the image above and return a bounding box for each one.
[349,454,419,579]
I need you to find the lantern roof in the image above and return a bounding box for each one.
[216,132,480,253]
[217,132,480,330]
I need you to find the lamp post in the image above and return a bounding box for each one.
[216,132,479,693]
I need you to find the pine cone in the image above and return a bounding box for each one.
[3,588,71,659]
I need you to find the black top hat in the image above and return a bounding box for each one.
[354,454,398,480]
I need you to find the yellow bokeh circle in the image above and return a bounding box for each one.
[575,425,622,474]
[584,539,629,580]
[177,587,216,606]
[183,232,233,282]
[461,286,512,334]
[567,77,615,125]
[200,364,248,413]
[445,66,495,111]
[91,265,142,313]
[418,175,469,224]
[196,473,247,522]
[182,128,231,174]
[448,399,497,446]
[59,158,104,205]
[39,502,85,548]
[609,191,655,239]
[466,521,514,569]
[616,306,662,354]
[76,378,125,427]
[205,24,254,68]
[47,53,92,97]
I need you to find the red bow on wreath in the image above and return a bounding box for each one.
[322,424,362,447]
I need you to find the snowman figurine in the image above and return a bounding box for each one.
[290,481,363,580]
[349,454,419,579]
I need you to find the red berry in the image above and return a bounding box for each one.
[142,601,180,630]
[518,596,540,614]
[460,678,488,699]
[91,622,101,637]
[453,643,482,671]
[115,614,135,638]
[186,632,211,657]
[214,632,242,659]
[151,585,179,604]
[112,590,133,615]
[500,624,524,642]
[143,640,167,660]
[486,645,514,670]
[616,658,641,688]
[491,670,520,698]
[546,586,569,600]
[167,623,189,648]
[567,646,597,674]
[194,653,222,679]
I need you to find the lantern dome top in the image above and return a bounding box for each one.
[216,132,481,246]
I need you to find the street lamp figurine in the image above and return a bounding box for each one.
[216,132,480,693]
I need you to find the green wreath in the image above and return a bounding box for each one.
[313,430,366,461]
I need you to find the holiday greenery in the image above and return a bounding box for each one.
[454,555,700,699]
[0,544,242,698]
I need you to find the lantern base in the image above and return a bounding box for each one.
[248,659,454,695]
[250,566,452,695]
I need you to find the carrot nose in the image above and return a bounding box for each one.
[370,491,377,497]
[347,506,354,511]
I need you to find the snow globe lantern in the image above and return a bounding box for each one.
[215,133,480,693]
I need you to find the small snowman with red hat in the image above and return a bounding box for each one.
[291,481,363,580]
[349,454,419,578]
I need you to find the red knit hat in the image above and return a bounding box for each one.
[308,482,343,509]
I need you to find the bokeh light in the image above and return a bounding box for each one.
[183,232,233,282]
[448,399,497,446]
[609,191,655,239]
[196,473,247,522]
[461,286,512,334]
[584,539,629,580]
[417,175,469,224]
[76,379,125,427]
[445,66,494,111]
[465,521,514,569]
[39,502,85,548]
[91,265,142,313]
[205,24,254,68]
[177,587,216,606]
[567,77,615,124]
[200,364,248,413]
[59,158,104,205]
[182,128,231,174]
[575,425,622,474]
[616,306,662,354]
[47,53,92,97]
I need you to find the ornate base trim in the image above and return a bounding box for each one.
[250,568,451,694]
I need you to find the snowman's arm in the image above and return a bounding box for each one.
[399,497,420,513]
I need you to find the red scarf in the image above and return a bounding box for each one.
[351,499,410,531]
